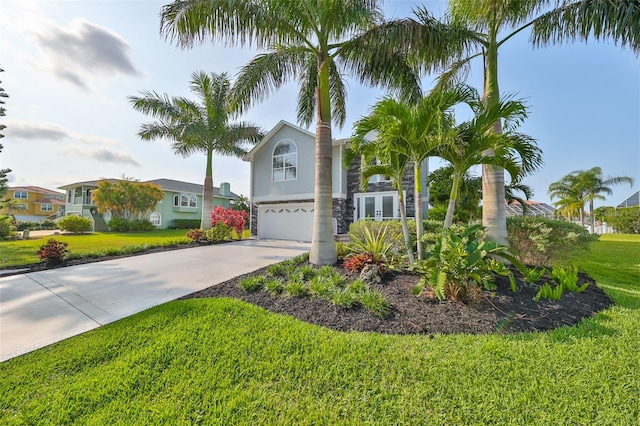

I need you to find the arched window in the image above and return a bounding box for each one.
[272,139,297,182]
[173,195,179,207]
[149,212,161,226]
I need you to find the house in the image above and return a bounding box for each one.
[243,120,428,242]
[0,186,66,221]
[58,178,239,231]
[617,189,639,208]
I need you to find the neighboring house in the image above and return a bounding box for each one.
[0,186,65,221]
[58,178,239,231]
[244,120,428,242]
[617,189,639,208]
[505,200,555,218]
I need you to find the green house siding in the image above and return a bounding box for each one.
[152,192,233,228]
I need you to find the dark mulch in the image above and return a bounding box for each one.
[184,264,615,335]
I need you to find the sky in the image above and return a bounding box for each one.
[0,0,638,208]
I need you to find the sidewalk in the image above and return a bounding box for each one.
[0,239,310,362]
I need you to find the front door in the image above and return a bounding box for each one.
[353,191,399,222]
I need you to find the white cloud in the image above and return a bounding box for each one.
[60,148,140,167]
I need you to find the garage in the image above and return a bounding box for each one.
[257,202,314,241]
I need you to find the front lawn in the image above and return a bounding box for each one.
[0,229,190,268]
[0,236,639,424]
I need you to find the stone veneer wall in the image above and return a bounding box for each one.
[345,156,417,220]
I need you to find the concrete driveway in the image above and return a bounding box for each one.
[0,239,309,362]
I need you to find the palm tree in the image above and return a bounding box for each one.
[349,84,477,259]
[434,93,542,228]
[159,0,423,265]
[2,198,26,215]
[579,167,633,232]
[395,0,640,244]
[549,173,585,224]
[345,134,414,263]
[129,71,262,230]
[505,180,534,216]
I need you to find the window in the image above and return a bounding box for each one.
[41,204,53,211]
[173,193,197,208]
[14,191,28,199]
[149,212,161,226]
[272,139,297,182]
[15,203,27,210]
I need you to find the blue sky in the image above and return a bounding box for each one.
[0,0,638,208]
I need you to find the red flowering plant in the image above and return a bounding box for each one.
[211,206,248,239]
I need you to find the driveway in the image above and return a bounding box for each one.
[0,239,309,362]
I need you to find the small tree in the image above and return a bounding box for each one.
[93,179,164,221]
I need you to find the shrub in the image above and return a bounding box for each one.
[361,289,391,319]
[172,219,201,229]
[205,222,233,242]
[108,218,130,232]
[0,215,18,240]
[285,277,307,297]
[212,206,247,239]
[37,238,69,265]
[186,228,205,242]
[108,218,154,232]
[551,265,588,293]
[507,217,598,266]
[521,267,547,284]
[58,215,93,233]
[239,276,265,292]
[17,220,57,231]
[605,206,640,234]
[264,278,285,295]
[412,224,519,303]
[343,253,374,273]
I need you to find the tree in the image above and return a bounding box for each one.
[93,179,165,221]
[159,0,423,265]
[0,67,10,202]
[398,0,640,244]
[129,71,262,230]
[427,165,482,224]
[549,172,587,224]
[345,136,414,263]
[3,198,26,215]
[349,84,477,259]
[433,92,542,228]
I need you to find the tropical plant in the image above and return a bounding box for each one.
[520,266,547,284]
[395,0,640,244]
[37,238,69,265]
[549,167,633,230]
[205,221,233,242]
[186,228,205,242]
[551,265,587,293]
[428,166,482,225]
[129,71,262,230]
[534,282,564,302]
[57,215,93,233]
[350,84,477,258]
[0,214,17,240]
[211,206,247,239]
[93,179,164,222]
[411,224,519,303]
[2,198,27,215]
[433,91,542,228]
[159,0,422,265]
[347,224,394,266]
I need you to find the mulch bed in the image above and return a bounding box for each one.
[184,264,615,335]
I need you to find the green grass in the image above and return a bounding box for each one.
[1,236,639,424]
[0,230,190,268]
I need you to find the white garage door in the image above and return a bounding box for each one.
[258,202,314,241]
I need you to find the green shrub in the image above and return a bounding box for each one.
[58,215,93,233]
[37,238,69,265]
[330,289,358,309]
[291,252,310,264]
[171,219,202,229]
[285,277,307,297]
[551,265,588,293]
[507,217,598,266]
[0,215,18,240]
[17,220,58,231]
[605,206,640,234]
[239,276,265,292]
[521,267,547,284]
[427,205,447,221]
[361,289,391,318]
[412,224,519,303]
[108,218,154,232]
[534,282,564,302]
[308,276,335,298]
[264,278,285,295]
[205,222,233,242]
[129,219,155,232]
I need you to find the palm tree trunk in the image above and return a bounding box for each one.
[397,184,415,263]
[310,59,337,266]
[444,170,462,229]
[201,149,214,231]
[589,199,595,233]
[414,161,424,260]
[481,37,509,246]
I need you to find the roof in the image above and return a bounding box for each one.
[243,120,347,162]
[617,189,639,208]
[9,186,65,195]
[505,200,555,217]
[59,178,239,200]
[33,199,65,205]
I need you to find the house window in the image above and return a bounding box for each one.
[14,191,28,199]
[41,204,53,212]
[272,139,297,182]
[14,203,27,210]
[173,193,197,208]
[149,212,161,226]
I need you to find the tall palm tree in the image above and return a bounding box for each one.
[159,0,424,265]
[345,134,414,263]
[549,173,586,224]
[129,71,262,230]
[434,93,542,228]
[394,0,640,244]
[350,84,477,259]
[579,167,633,232]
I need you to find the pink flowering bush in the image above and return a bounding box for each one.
[211,206,247,239]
